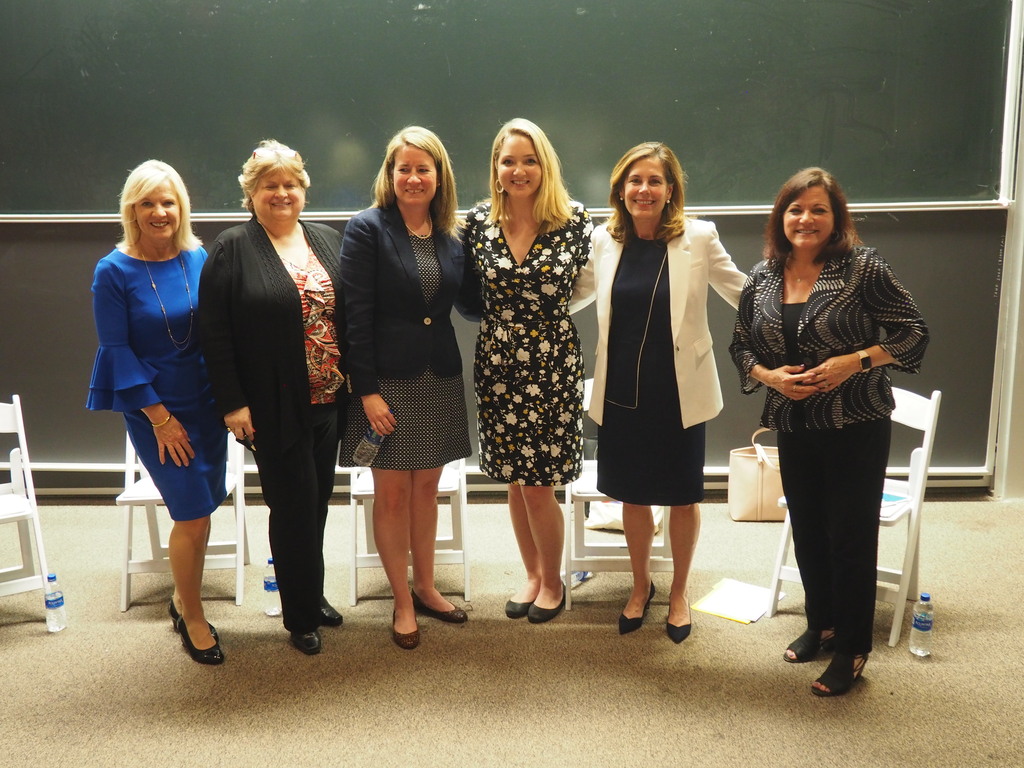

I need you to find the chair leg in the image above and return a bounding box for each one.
[349,494,360,607]
[120,505,134,612]
[766,512,792,618]
[564,500,575,611]
[234,497,245,606]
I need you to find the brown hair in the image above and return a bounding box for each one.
[605,142,686,244]
[764,167,860,269]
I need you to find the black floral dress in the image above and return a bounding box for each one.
[463,201,593,485]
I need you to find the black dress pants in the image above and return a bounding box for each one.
[777,417,891,656]
[254,404,339,634]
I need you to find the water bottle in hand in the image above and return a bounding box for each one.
[263,558,281,617]
[909,592,933,657]
[352,425,385,467]
[45,573,67,632]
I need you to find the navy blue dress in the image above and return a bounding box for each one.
[596,239,705,506]
[88,248,226,521]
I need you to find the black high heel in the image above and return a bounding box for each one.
[618,582,656,635]
[811,652,868,697]
[168,599,219,640]
[784,628,837,663]
[176,616,225,665]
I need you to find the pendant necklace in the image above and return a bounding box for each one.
[141,252,194,351]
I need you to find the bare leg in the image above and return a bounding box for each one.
[667,503,700,627]
[370,469,417,634]
[507,484,542,604]
[409,466,455,612]
[519,485,565,610]
[621,503,655,618]
[169,516,214,650]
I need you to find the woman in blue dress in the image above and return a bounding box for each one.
[88,160,227,665]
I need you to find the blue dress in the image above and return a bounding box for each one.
[88,248,226,521]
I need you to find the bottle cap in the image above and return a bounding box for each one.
[920,592,931,601]
[47,573,56,582]
[267,558,274,565]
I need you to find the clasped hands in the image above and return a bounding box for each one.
[769,355,859,400]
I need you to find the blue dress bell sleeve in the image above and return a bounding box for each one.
[86,254,160,412]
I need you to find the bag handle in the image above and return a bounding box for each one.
[751,427,779,471]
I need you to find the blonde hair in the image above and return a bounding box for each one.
[238,139,310,213]
[487,118,572,235]
[605,142,687,244]
[371,126,460,236]
[117,160,200,253]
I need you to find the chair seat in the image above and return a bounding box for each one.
[0,494,33,521]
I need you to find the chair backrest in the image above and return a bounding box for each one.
[890,387,941,470]
[0,396,37,504]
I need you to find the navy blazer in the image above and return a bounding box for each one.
[341,206,477,397]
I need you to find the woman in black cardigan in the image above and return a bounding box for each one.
[731,167,928,696]
[200,140,347,656]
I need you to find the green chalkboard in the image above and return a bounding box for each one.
[1,0,1011,214]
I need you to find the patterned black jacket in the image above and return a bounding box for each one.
[730,247,929,431]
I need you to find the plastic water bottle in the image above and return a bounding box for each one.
[909,592,933,657]
[263,558,281,617]
[44,573,67,632]
[352,425,385,466]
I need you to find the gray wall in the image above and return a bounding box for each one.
[0,208,1000,487]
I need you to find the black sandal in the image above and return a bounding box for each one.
[783,628,836,663]
[811,652,868,697]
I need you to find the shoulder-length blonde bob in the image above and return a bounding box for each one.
[487,118,572,235]
[605,142,687,245]
[238,139,310,213]
[117,160,201,253]
[371,126,460,236]
[764,167,861,269]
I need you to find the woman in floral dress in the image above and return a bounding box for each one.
[463,118,594,623]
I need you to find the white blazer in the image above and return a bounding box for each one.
[587,218,746,429]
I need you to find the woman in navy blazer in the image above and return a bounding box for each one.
[339,126,477,649]
[587,142,746,642]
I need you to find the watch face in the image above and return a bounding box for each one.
[860,355,871,370]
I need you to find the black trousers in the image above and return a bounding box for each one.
[254,404,339,634]
[778,417,891,656]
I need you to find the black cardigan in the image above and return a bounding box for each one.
[199,217,345,456]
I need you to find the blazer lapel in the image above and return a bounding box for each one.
[667,232,692,343]
[383,207,423,299]
[799,253,848,336]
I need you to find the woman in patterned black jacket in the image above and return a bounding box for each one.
[730,167,928,697]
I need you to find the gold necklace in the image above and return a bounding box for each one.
[140,253,194,351]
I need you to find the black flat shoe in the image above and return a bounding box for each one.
[169,599,219,640]
[619,582,656,635]
[176,616,225,665]
[289,630,322,655]
[784,628,837,663]
[392,612,420,650]
[505,599,533,619]
[412,591,468,623]
[527,586,566,624]
[811,652,868,697]
[319,597,344,628]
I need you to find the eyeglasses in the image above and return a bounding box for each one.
[252,147,301,161]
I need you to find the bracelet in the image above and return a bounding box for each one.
[149,413,172,428]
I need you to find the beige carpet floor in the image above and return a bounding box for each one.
[0,494,1020,767]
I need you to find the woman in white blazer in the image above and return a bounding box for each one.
[587,142,746,641]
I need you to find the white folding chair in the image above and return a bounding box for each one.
[563,379,673,610]
[115,432,249,611]
[348,459,470,606]
[766,387,941,647]
[0,395,51,602]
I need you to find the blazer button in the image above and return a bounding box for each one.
[423,317,432,325]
